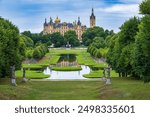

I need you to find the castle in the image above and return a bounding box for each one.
[43,8,96,41]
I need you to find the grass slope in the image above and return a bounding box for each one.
[1,78,150,100]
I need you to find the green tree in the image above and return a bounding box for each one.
[82,27,105,46]
[91,37,106,49]
[0,17,21,79]
[33,48,42,59]
[107,17,140,77]
[140,0,150,15]
[133,10,150,82]
[50,32,64,47]
[20,35,34,48]
[64,30,80,47]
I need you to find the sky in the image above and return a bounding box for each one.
[0,0,143,33]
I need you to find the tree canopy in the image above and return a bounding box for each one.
[64,30,80,47]
[0,17,21,78]
[82,26,114,46]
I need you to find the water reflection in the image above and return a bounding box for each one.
[43,65,90,80]
[56,54,78,67]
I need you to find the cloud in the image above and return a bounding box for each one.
[97,4,139,14]
[117,0,142,4]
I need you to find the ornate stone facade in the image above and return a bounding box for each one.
[43,9,96,41]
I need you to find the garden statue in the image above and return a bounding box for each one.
[105,65,111,85]
[10,65,17,86]
[102,68,106,81]
[66,42,71,48]
[22,68,27,83]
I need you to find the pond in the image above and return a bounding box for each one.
[43,65,90,80]
[56,54,78,67]
[43,54,91,80]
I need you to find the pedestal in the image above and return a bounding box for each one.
[22,77,27,83]
[11,79,17,86]
[106,78,111,85]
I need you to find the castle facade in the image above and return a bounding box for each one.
[43,8,96,41]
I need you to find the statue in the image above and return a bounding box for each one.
[22,68,27,83]
[66,42,71,48]
[10,65,17,86]
[105,65,111,85]
[102,68,106,81]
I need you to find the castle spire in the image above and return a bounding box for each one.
[45,18,47,23]
[90,8,96,28]
[44,18,47,26]
[77,17,81,26]
[92,8,94,14]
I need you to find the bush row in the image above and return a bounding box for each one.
[87,46,108,58]
[26,44,48,59]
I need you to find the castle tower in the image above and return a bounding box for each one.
[90,8,96,28]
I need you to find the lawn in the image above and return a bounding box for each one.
[22,64,43,70]
[49,55,60,65]
[51,66,82,71]
[15,70,50,79]
[0,78,150,100]
[83,70,119,78]
[92,63,108,69]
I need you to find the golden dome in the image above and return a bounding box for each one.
[55,16,61,23]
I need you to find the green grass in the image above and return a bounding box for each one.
[49,49,85,55]
[49,55,60,65]
[83,70,119,78]
[76,53,96,66]
[93,63,108,69]
[1,78,150,100]
[15,70,50,79]
[22,64,43,70]
[51,66,82,71]
[37,53,51,66]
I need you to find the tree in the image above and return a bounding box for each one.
[64,30,80,47]
[32,44,48,59]
[140,0,150,15]
[22,31,52,46]
[82,26,113,46]
[20,35,34,48]
[133,4,150,82]
[0,17,21,85]
[33,48,42,59]
[91,37,106,49]
[50,32,64,47]
[107,17,140,77]
[82,27,105,46]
